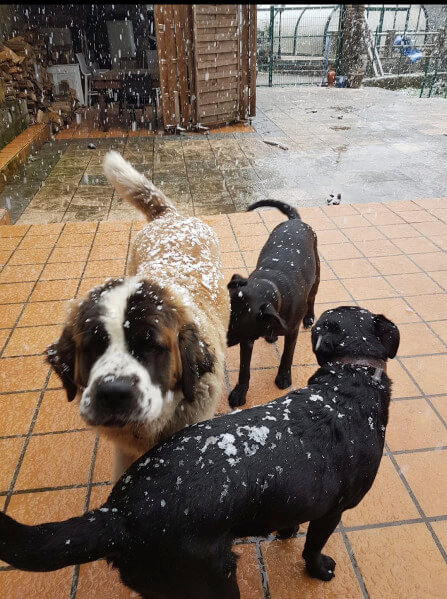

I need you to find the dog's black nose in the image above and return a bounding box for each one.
[95,378,135,409]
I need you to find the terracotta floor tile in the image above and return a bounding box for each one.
[320,262,336,280]
[0,282,34,304]
[93,231,130,246]
[47,368,63,389]
[428,270,447,290]
[40,260,85,281]
[15,430,95,490]
[342,456,419,527]
[0,568,73,599]
[48,246,90,263]
[317,229,349,245]
[430,520,447,553]
[238,235,269,252]
[218,235,239,253]
[232,223,268,237]
[0,328,9,351]
[88,484,111,509]
[0,302,22,326]
[387,399,447,451]
[378,223,419,239]
[226,339,279,371]
[354,238,401,257]
[429,321,447,344]
[0,437,24,491]
[387,360,421,398]
[0,237,20,251]
[316,279,351,303]
[343,276,397,300]
[262,534,363,599]
[385,273,442,296]
[18,300,68,326]
[0,224,29,237]
[396,450,447,517]
[89,244,128,261]
[83,259,126,278]
[319,242,362,260]
[223,268,249,287]
[275,332,315,366]
[409,252,447,272]
[0,355,49,393]
[405,294,447,321]
[7,487,85,524]
[365,212,406,226]
[20,234,59,249]
[0,249,12,265]
[240,250,260,268]
[369,254,421,276]
[348,523,446,599]
[212,224,236,241]
[0,263,42,284]
[97,220,131,233]
[291,364,317,390]
[330,258,379,279]
[8,247,52,265]
[63,221,97,234]
[432,235,447,251]
[30,279,78,302]
[234,544,264,599]
[385,200,420,212]
[77,561,134,599]
[77,276,107,297]
[398,323,446,356]
[33,389,86,433]
[227,368,288,409]
[0,392,39,436]
[402,355,447,395]
[360,298,420,324]
[222,251,245,268]
[229,211,262,225]
[414,221,447,237]
[330,214,370,228]
[392,236,440,254]
[56,232,95,248]
[28,223,64,236]
[93,436,114,483]
[398,210,437,223]
[3,324,60,357]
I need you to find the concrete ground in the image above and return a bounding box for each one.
[0,86,445,224]
[0,198,446,598]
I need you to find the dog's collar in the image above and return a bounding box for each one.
[327,357,387,382]
[259,278,282,312]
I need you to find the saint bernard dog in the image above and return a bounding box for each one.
[46,151,230,479]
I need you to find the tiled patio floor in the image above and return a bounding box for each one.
[0,197,446,598]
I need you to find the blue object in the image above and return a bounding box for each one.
[335,75,347,88]
[394,34,423,63]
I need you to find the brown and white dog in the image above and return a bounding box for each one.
[46,151,229,479]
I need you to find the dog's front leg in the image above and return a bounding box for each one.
[275,330,298,389]
[228,341,254,408]
[302,512,341,581]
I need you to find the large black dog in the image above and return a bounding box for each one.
[0,307,399,599]
[227,199,320,408]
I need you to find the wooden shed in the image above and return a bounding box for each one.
[154,4,256,130]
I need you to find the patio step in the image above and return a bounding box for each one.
[0,123,51,193]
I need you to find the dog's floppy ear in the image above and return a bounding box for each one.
[257,303,288,334]
[374,314,400,359]
[227,274,248,291]
[179,324,215,402]
[46,326,78,401]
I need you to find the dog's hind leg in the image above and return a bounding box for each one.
[228,341,254,408]
[275,330,298,389]
[302,512,341,581]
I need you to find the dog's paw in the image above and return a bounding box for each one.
[277,525,299,539]
[275,370,292,389]
[264,333,278,344]
[229,386,247,408]
[303,315,314,329]
[304,554,336,581]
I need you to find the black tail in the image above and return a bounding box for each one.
[247,200,300,220]
[0,507,118,572]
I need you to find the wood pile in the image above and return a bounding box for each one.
[0,34,79,130]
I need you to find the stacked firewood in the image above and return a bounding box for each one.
[0,34,79,129]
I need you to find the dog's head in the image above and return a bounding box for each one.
[311,306,400,366]
[46,277,214,428]
[226,274,287,346]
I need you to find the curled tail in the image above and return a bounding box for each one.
[247,200,300,220]
[0,507,117,572]
[103,150,174,221]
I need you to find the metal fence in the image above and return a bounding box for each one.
[257,4,442,89]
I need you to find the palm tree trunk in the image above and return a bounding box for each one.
[340,4,367,88]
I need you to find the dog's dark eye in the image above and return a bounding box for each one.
[130,336,167,359]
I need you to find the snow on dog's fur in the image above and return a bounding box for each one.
[47,151,229,479]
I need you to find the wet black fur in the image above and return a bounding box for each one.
[227,200,320,408]
[0,307,399,599]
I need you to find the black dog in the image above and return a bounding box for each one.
[227,199,320,408]
[0,306,399,599]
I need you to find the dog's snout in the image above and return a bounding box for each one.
[96,377,136,407]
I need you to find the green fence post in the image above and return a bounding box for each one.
[269,5,274,87]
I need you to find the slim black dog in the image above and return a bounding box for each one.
[0,306,399,599]
[227,199,320,408]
